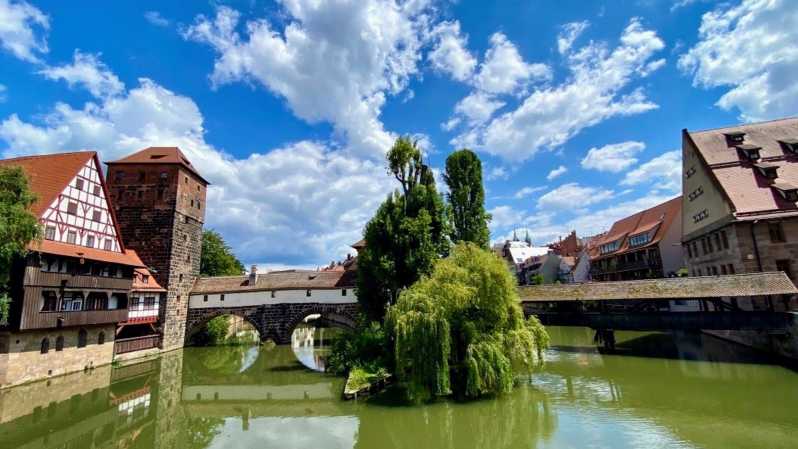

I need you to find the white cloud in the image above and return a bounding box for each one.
[546,165,567,180]
[453,91,505,126]
[474,32,551,96]
[513,185,547,199]
[0,0,48,62]
[679,0,798,121]
[0,76,396,266]
[557,21,589,55]
[488,205,524,230]
[428,20,477,82]
[183,1,435,157]
[144,11,170,27]
[621,150,682,192]
[486,166,509,181]
[39,51,125,98]
[453,18,664,161]
[580,141,645,173]
[537,182,614,210]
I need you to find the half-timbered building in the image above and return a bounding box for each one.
[0,151,145,388]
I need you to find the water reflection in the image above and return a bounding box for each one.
[291,324,336,372]
[1,328,797,449]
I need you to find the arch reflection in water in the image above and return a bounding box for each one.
[1,327,798,449]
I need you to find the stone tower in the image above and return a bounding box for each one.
[106,147,208,350]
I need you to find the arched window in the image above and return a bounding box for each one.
[98,332,105,345]
[77,329,87,348]
[56,335,64,351]
[40,338,50,354]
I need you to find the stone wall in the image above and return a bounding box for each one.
[185,302,359,344]
[0,325,115,389]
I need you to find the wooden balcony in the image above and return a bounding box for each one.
[26,309,129,329]
[114,334,161,355]
[24,267,133,291]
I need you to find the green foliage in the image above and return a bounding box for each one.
[0,166,41,323]
[529,274,545,285]
[327,321,390,375]
[387,243,549,402]
[200,229,245,277]
[356,137,447,321]
[444,149,490,249]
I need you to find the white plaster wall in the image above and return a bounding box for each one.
[189,288,357,309]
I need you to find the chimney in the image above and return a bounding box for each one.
[249,265,258,286]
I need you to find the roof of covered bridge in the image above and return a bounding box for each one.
[191,269,356,295]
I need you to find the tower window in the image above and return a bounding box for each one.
[56,335,64,351]
[220,294,225,302]
[203,295,208,302]
[98,332,105,345]
[306,289,311,297]
[40,338,49,354]
[342,289,347,296]
[77,329,87,348]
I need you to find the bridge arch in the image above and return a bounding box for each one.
[186,307,262,345]
[275,303,358,345]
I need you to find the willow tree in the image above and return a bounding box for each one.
[357,137,447,321]
[388,243,549,401]
[0,166,41,322]
[444,149,490,248]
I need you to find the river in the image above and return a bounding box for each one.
[1,326,796,449]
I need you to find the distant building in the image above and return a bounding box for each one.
[0,152,145,388]
[590,197,683,281]
[498,239,549,284]
[682,117,798,286]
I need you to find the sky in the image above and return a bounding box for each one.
[0,0,796,269]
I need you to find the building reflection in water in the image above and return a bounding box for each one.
[1,327,797,449]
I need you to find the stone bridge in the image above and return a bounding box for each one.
[185,302,359,345]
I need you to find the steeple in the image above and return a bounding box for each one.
[512,229,518,241]
[525,230,532,246]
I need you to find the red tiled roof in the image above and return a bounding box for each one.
[106,146,209,185]
[28,239,146,267]
[592,196,681,260]
[686,117,798,217]
[0,151,94,217]
[132,265,167,292]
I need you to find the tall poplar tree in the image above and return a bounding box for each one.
[444,149,490,248]
[200,230,245,276]
[357,137,447,321]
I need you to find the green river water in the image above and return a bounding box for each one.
[2,326,797,449]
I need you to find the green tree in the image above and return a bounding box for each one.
[356,137,447,321]
[444,149,490,248]
[387,243,549,402]
[0,166,41,322]
[200,230,244,276]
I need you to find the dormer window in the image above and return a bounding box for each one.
[736,144,761,161]
[628,232,651,248]
[778,139,798,154]
[772,182,798,202]
[754,162,779,179]
[724,131,746,145]
[600,240,620,254]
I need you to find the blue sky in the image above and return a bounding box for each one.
[1,0,796,268]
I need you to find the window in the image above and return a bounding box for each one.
[701,238,708,255]
[203,295,208,302]
[600,240,620,254]
[220,294,225,302]
[724,131,746,144]
[686,243,693,259]
[707,236,714,253]
[736,144,761,161]
[185,176,188,184]
[306,289,311,297]
[688,186,704,202]
[61,292,84,311]
[197,200,201,210]
[45,225,56,240]
[114,171,125,182]
[157,189,164,200]
[721,230,729,249]
[67,201,78,215]
[691,241,698,258]
[769,222,785,243]
[271,290,275,298]
[711,266,719,276]
[104,239,112,251]
[721,265,728,275]
[56,336,64,351]
[40,338,49,354]
[67,231,77,244]
[160,172,168,180]
[685,166,696,179]
[714,233,722,251]
[93,210,102,222]
[137,190,143,199]
[693,209,709,223]
[778,139,798,154]
[776,260,793,280]
[77,329,87,348]
[190,199,194,207]
[697,268,703,276]
[41,291,58,311]
[342,288,347,296]
[93,185,101,196]
[728,264,735,274]
[86,235,95,248]
[628,233,650,247]
[138,171,145,182]
[98,332,105,345]
[75,178,84,191]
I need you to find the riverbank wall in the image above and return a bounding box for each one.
[705,312,798,360]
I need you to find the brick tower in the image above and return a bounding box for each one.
[106,147,208,350]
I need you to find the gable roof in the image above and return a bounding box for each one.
[591,196,681,260]
[191,269,356,295]
[686,117,798,218]
[0,151,95,218]
[106,146,209,185]
[28,239,146,267]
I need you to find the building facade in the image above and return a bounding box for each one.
[590,197,683,281]
[682,118,798,290]
[106,147,209,351]
[0,152,145,388]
